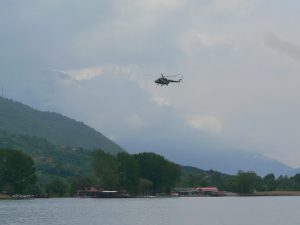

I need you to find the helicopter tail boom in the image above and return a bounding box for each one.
[168,78,182,83]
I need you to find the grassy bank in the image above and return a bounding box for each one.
[255,191,300,196]
[0,193,11,200]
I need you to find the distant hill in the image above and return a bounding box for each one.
[180,166,234,181]
[0,130,236,188]
[0,97,124,154]
[289,168,300,176]
[120,138,294,176]
[177,166,235,189]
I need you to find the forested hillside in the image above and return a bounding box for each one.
[178,166,235,188]
[0,97,124,153]
[0,130,92,182]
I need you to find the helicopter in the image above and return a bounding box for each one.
[154,74,182,86]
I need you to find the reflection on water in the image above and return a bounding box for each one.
[1,197,300,225]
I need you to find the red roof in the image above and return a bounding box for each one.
[195,187,219,192]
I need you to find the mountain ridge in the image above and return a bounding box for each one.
[1,96,297,177]
[119,138,294,177]
[0,96,124,154]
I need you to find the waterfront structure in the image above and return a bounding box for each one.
[172,187,224,197]
[77,187,129,198]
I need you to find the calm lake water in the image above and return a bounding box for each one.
[1,197,300,225]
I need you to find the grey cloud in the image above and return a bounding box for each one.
[266,33,300,62]
[0,0,115,69]
[2,0,300,169]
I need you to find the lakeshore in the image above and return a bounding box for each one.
[255,191,300,196]
[0,194,11,200]
[3,191,300,200]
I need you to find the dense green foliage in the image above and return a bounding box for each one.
[134,152,181,193]
[179,168,300,194]
[2,145,300,196]
[69,177,94,196]
[45,179,67,197]
[236,171,260,194]
[178,166,235,189]
[0,96,124,153]
[92,150,119,189]
[0,149,36,194]
[92,150,181,194]
[117,152,139,194]
[0,130,93,183]
[235,172,300,194]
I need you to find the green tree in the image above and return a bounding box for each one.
[0,148,36,194]
[276,175,298,191]
[222,176,238,193]
[92,149,119,189]
[163,161,181,193]
[210,172,223,188]
[262,173,276,191]
[236,171,260,194]
[117,152,139,194]
[68,177,94,196]
[293,174,300,189]
[138,178,152,195]
[24,184,42,196]
[45,179,67,197]
[134,152,180,193]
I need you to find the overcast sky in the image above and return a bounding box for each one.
[1,0,300,168]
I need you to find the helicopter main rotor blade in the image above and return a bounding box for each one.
[164,74,182,77]
[143,74,159,77]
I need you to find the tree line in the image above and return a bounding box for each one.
[231,171,300,194]
[180,170,300,194]
[92,150,181,194]
[2,148,300,196]
[0,148,181,196]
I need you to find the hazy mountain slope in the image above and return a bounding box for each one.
[120,137,293,177]
[0,130,238,186]
[289,168,300,176]
[177,166,235,188]
[0,97,124,154]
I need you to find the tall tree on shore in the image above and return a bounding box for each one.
[293,173,300,189]
[0,148,36,194]
[236,171,260,194]
[45,178,67,197]
[134,152,181,193]
[92,149,119,189]
[262,173,277,191]
[117,152,139,194]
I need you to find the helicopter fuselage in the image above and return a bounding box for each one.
[155,77,182,86]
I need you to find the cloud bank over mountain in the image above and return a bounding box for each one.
[1,0,300,170]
